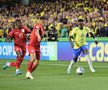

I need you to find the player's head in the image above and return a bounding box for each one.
[10,22,15,28]
[77,16,84,29]
[14,19,22,29]
[38,20,44,25]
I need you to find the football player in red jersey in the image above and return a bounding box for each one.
[26,21,44,79]
[2,20,31,75]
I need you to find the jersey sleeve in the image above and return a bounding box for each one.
[39,25,44,37]
[69,28,76,37]
[23,26,31,34]
[34,24,44,37]
[33,25,40,36]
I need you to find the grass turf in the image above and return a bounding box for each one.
[0,60,108,90]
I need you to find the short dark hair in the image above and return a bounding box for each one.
[15,19,21,23]
[78,19,84,22]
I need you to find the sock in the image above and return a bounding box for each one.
[27,61,33,73]
[67,60,75,71]
[16,56,23,69]
[16,69,19,72]
[10,62,16,67]
[85,54,94,70]
[5,62,10,66]
[31,64,38,73]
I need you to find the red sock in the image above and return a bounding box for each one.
[31,64,38,73]
[10,62,16,67]
[27,61,33,72]
[16,56,23,69]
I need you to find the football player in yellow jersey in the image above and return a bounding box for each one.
[67,18,98,74]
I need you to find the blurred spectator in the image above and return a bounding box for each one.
[0,0,107,39]
[60,26,68,37]
[48,26,58,41]
[43,23,49,41]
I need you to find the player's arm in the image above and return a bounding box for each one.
[68,29,75,48]
[35,28,40,36]
[89,32,98,44]
[26,33,31,40]
[34,28,41,42]
[24,26,31,41]
[24,26,31,34]
[69,35,74,48]
[69,35,80,48]
[5,35,13,42]
[39,26,44,40]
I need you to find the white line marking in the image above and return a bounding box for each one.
[41,63,108,68]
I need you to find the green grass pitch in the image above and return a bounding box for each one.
[0,60,108,90]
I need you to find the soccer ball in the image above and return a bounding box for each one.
[76,67,84,75]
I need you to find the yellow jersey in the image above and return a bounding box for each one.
[70,27,91,49]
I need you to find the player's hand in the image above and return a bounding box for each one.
[71,44,74,48]
[5,36,12,42]
[95,40,98,45]
[5,39,11,42]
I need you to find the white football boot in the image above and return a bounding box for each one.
[26,72,34,79]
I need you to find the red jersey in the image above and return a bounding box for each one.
[9,26,31,47]
[28,24,44,47]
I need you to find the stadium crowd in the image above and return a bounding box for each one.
[0,0,108,40]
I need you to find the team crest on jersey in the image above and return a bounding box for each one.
[21,29,25,33]
[35,26,40,29]
[16,48,19,51]
[31,50,34,52]
[81,33,84,37]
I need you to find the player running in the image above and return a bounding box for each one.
[2,20,31,75]
[25,22,44,79]
[67,17,98,74]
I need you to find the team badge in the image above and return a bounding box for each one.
[35,26,39,29]
[21,29,25,33]
[31,50,34,52]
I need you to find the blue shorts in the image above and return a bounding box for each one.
[73,45,88,58]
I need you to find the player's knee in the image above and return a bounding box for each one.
[16,60,21,65]
[36,63,39,66]
[30,57,35,62]
[33,60,40,66]
[16,51,22,57]
[30,54,36,62]
[73,57,78,63]
[36,60,40,65]
[18,54,21,57]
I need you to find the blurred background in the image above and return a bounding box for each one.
[0,0,108,41]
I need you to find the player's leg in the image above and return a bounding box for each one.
[12,46,24,75]
[26,53,36,79]
[67,48,81,74]
[26,46,36,79]
[2,62,12,70]
[27,53,35,72]
[31,51,40,73]
[2,46,22,71]
[15,47,26,75]
[82,45,95,72]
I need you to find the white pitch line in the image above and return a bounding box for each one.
[41,63,108,68]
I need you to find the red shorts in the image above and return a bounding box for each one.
[28,45,40,60]
[14,45,26,57]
